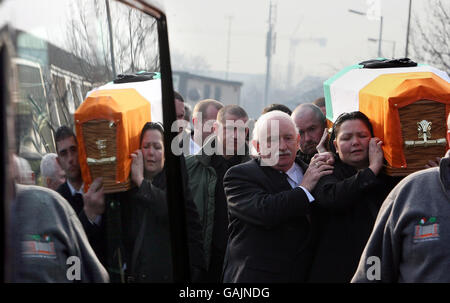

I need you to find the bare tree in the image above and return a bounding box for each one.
[65,0,159,80]
[410,0,450,72]
[112,2,159,73]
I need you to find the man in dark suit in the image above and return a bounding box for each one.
[55,126,106,264]
[222,110,334,282]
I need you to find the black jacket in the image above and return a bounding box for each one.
[118,165,206,283]
[56,182,106,265]
[222,157,314,283]
[309,159,398,282]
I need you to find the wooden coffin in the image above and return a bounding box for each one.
[324,65,450,176]
[75,88,151,193]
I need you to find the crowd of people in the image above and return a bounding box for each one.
[9,91,450,283]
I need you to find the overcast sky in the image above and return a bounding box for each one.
[164,0,429,81]
[0,0,434,84]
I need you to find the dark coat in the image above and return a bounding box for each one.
[185,136,251,273]
[222,157,314,283]
[119,165,206,283]
[56,181,106,265]
[309,159,398,283]
[120,176,172,282]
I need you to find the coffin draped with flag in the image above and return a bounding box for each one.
[75,87,154,193]
[324,59,450,176]
[75,73,162,193]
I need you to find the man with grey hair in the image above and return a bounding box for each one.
[40,153,66,190]
[291,103,328,164]
[222,110,334,282]
[186,104,250,282]
[13,155,35,185]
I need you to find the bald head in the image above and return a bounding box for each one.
[291,103,326,155]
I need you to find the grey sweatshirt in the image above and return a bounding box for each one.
[351,157,450,283]
[11,184,109,283]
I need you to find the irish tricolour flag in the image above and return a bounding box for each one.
[323,64,450,123]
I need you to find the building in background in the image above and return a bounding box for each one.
[173,71,242,108]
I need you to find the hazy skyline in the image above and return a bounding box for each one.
[165,0,429,83]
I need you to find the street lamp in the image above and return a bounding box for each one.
[348,9,384,58]
[368,38,396,58]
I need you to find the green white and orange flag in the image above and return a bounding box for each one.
[323,63,450,169]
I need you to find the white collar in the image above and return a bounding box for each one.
[284,162,304,186]
[190,137,202,155]
[67,180,84,196]
[285,162,300,175]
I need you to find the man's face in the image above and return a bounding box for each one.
[175,98,185,121]
[56,136,81,181]
[215,113,248,156]
[201,104,220,142]
[47,160,66,190]
[293,109,325,155]
[174,98,187,133]
[333,119,371,169]
[257,117,300,172]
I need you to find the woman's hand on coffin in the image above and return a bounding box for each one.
[131,149,144,187]
[83,177,105,221]
[368,137,384,176]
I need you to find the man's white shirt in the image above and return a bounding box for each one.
[189,136,202,155]
[283,162,315,203]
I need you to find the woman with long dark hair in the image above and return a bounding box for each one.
[308,111,398,283]
[115,122,205,283]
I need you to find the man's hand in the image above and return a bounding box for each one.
[130,149,144,187]
[424,157,441,168]
[300,153,334,192]
[83,177,105,222]
[368,137,384,176]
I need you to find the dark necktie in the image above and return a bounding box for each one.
[280,172,293,189]
[72,193,84,215]
[282,172,311,223]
